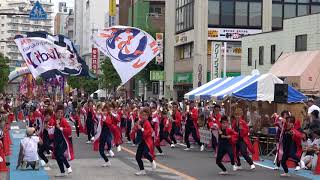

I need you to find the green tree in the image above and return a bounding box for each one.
[0,53,10,93]
[99,57,121,90]
[67,76,99,95]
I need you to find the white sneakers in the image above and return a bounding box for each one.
[109,150,115,157]
[200,145,205,152]
[101,161,111,167]
[274,166,280,170]
[117,145,122,152]
[218,171,229,175]
[67,167,72,174]
[152,161,157,170]
[233,165,238,171]
[91,137,95,141]
[86,141,91,144]
[156,152,164,156]
[135,170,147,176]
[294,166,301,171]
[127,141,132,144]
[170,144,175,148]
[250,164,256,170]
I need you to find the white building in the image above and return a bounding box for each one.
[74,0,120,71]
[0,0,54,68]
[54,2,73,35]
[241,13,320,76]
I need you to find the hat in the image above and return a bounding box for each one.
[26,127,35,136]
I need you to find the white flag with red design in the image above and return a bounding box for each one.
[91,26,160,85]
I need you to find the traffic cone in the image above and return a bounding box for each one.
[314,154,320,175]
[0,142,8,172]
[252,138,260,161]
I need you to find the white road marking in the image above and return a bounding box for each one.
[253,162,275,170]
[177,143,187,147]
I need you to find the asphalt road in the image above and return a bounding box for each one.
[10,120,309,180]
[45,123,308,180]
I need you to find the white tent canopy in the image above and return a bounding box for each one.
[90,89,107,99]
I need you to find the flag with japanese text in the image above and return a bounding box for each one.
[91,26,160,85]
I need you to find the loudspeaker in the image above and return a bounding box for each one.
[93,93,98,99]
[274,84,288,103]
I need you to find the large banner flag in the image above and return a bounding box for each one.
[91,26,160,85]
[14,31,91,79]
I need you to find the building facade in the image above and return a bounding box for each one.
[54,2,72,35]
[242,2,320,76]
[0,0,54,93]
[0,0,54,69]
[164,0,320,100]
[73,0,109,70]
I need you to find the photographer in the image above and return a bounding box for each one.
[17,127,43,170]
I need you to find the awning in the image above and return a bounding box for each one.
[184,73,307,103]
[269,50,320,92]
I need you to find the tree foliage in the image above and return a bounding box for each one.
[99,57,121,90]
[0,53,10,93]
[67,76,99,95]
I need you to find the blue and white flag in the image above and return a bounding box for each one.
[91,26,160,85]
[14,31,91,79]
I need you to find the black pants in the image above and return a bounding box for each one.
[170,122,183,144]
[184,125,202,148]
[75,121,80,137]
[38,143,52,163]
[281,150,300,173]
[55,145,70,173]
[99,125,112,162]
[136,141,153,170]
[86,120,94,141]
[235,140,253,166]
[156,132,172,153]
[211,133,217,150]
[126,120,132,141]
[216,143,235,171]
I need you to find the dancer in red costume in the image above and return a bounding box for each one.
[232,108,255,171]
[48,105,74,177]
[135,107,156,176]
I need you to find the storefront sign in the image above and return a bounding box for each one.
[208,42,241,56]
[174,72,193,84]
[91,47,99,74]
[156,33,164,64]
[208,28,262,41]
[109,0,116,17]
[150,71,164,81]
[211,42,221,80]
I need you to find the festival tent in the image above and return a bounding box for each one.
[184,73,307,103]
[269,50,320,94]
[90,89,107,99]
[8,67,31,82]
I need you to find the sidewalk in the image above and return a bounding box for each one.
[10,124,50,180]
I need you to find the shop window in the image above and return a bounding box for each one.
[311,5,320,13]
[248,48,252,66]
[178,43,193,60]
[295,34,307,52]
[298,4,309,16]
[272,4,283,28]
[175,0,194,33]
[249,2,262,27]
[259,46,264,65]
[221,1,234,26]
[208,0,220,25]
[271,45,276,64]
[152,82,159,95]
[235,1,248,26]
